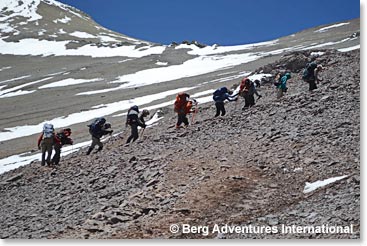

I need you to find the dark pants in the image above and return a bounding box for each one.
[52,143,62,165]
[127,124,139,143]
[87,136,103,155]
[41,138,53,166]
[309,80,317,91]
[215,102,226,117]
[176,113,189,127]
[243,94,255,109]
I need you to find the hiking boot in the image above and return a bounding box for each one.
[96,146,103,152]
[86,148,93,155]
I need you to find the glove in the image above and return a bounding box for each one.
[143,124,146,129]
[38,145,41,150]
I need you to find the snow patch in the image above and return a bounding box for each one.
[69,31,96,39]
[338,45,360,52]
[315,22,350,33]
[0,87,195,142]
[303,175,349,193]
[39,78,102,89]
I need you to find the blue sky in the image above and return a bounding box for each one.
[57,0,360,46]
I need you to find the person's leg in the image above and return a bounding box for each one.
[277,88,283,99]
[220,102,226,116]
[176,114,183,128]
[52,144,61,165]
[177,114,185,128]
[45,141,53,165]
[243,94,250,109]
[41,141,46,166]
[87,136,97,155]
[215,103,221,117]
[96,138,103,151]
[309,80,317,91]
[183,114,189,127]
[131,124,139,142]
[249,95,255,107]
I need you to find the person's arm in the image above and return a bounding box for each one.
[37,133,43,149]
[225,93,238,102]
[315,69,323,82]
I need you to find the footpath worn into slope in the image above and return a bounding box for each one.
[0,50,360,239]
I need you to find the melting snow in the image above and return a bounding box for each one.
[0,87,195,142]
[69,31,96,39]
[38,78,102,89]
[314,22,350,33]
[338,45,360,52]
[303,175,349,193]
[0,39,166,58]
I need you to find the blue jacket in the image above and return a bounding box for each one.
[213,87,237,103]
[213,93,237,103]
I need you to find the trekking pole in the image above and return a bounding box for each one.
[191,99,198,124]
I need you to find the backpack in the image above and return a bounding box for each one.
[43,123,54,139]
[174,92,189,113]
[213,87,228,101]
[240,78,249,93]
[273,73,283,87]
[88,117,106,135]
[302,62,317,82]
[185,101,193,114]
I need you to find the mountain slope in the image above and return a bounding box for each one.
[0,1,360,239]
[0,49,360,239]
[0,6,359,167]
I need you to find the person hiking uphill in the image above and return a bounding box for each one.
[139,109,150,126]
[126,105,146,144]
[302,62,323,91]
[212,87,238,117]
[174,92,194,129]
[37,123,58,166]
[86,117,113,155]
[276,72,291,99]
[52,128,73,165]
[239,78,262,110]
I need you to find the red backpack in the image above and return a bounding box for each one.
[239,78,250,95]
[174,92,189,113]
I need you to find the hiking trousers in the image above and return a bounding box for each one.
[176,113,189,127]
[41,138,53,166]
[126,124,139,144]
[243,94,255,108]
[308,80,317,91]
[276,88,284,99]
[87,136,103,155]
[215,102,226,117]
[52,143,62,165]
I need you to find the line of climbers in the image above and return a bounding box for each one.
[36,62,323,166]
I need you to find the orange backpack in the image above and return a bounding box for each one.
[185,101,193,114]
[174,92,189,113]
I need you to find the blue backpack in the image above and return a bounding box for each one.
[213,87,228,101]
[88,117,106,135]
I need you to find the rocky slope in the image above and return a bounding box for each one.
[0,48,360,239]
[0,0,360,163]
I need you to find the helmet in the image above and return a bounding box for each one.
[285,72,291,79]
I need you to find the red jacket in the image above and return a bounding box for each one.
[37,133,60,147]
